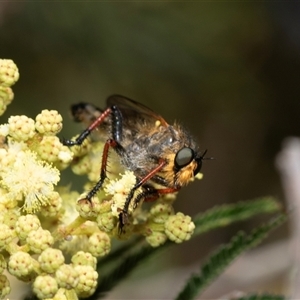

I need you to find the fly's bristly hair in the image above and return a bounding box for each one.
[121,121,200,188]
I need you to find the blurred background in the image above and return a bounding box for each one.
[1,2,299,299]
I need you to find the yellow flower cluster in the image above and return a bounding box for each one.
[0,59,19,116]
[0,59,198,300]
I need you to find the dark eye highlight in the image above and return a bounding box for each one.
[174,147,194,169]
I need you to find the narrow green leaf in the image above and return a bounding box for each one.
[97,236,143,268]
[193,197,282,236]
[175,214,286,300]
[237,294,285,300]
[89,244,165,299]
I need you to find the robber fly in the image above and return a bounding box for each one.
[63,95,208,232]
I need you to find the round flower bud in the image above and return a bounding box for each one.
[55,264,78,289]
[51,289,69,300]
[0,59,19,87]
[76,196,101,219]
[71,155,92,175]
[0,148,13,168]
[16,214,41,240]
[40,191,62,218]
[146,231,168,247]
[69,135,92,157]
[26,227,54,253]
[96,211,117,233]
[8,251,35,278]
[0,102,7,116]
[164,212,195,243]
[3,210,19,230]
[71,251,96,269]
[38,248,65,273]
[35,110,63,135]
[149,202,174,223]
[36,135,67,163]
[0,224,14,251]
[8,115,35,141]
[88,231,111,257]
[0,274,10,298]
[74,265,98,298]
[33,274,58,299]
[0,254,7,274]
[0,86,14,105]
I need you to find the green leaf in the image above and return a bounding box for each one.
[97,236,143,268]
[175,214,286,300]
[89,244,163,299]
[193,197,282,236]
[237,294,285,300]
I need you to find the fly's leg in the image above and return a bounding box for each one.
[63,104,125,201]
[133,186,180,208]
[85,138,125,201]
[63,105,123,146]
[118,159,167,233]
[133,185,159,208]
[119,185,178,234]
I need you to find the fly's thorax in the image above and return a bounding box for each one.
[119,123,200,187]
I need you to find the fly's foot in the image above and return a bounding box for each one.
[118,211,129,235]
[61,138,78,147]
[76,197,96,219]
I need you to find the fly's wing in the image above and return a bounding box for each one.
[107,95,169,128]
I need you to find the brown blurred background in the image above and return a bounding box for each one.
[0,2,298,299]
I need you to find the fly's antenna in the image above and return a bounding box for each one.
[200,149,214,161]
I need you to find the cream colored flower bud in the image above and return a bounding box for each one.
[55,264,78,289]
[149,202,174,223]
[88,231,111,257]
[36,135,72,164]
[0,59,19,87]
[97,211,117,233]
[33,274,58,299]
[74,265,98,298]
[0,86,14,104]
[0,274,10,299]
[35,109,63,135]
[8,251,35,278]
[16,214,41,240]
[164,212,195,243]
[40,191,62,218]
[0,254,6,274]
[76,196,101,219]
[8,115,35,141]
[26,227,54,253]
[71,251,97,269]
[146,231,168,247]
[38,248,65,273]
[0,224,14,251]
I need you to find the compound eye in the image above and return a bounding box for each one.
[175,147,194,169]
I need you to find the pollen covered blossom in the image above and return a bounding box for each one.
[0,149,60,213]
[0,59,201,300]
[104,170,139,217]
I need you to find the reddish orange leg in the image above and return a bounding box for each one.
[85,139,125,201]
[63,108,113,146]
[118,159,168,232]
